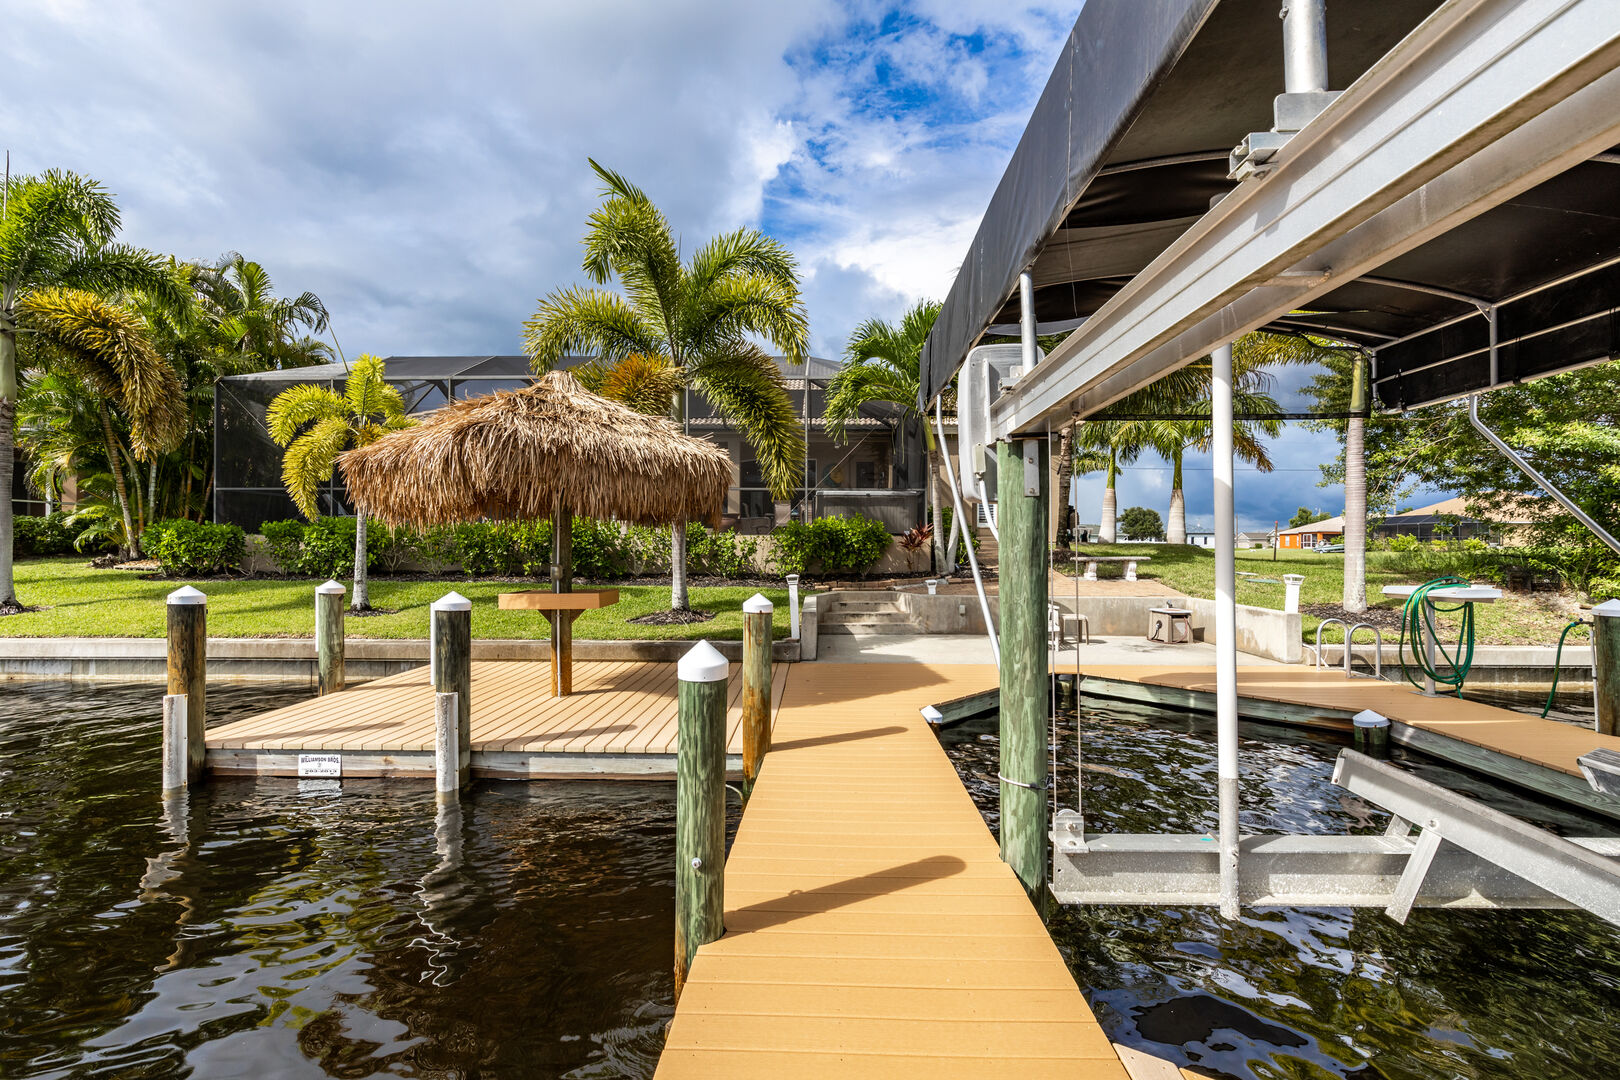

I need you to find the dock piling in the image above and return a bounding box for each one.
[431,592,472,787]
[1352,708,1391,758]
[166,586,207,783]
[741,593,774,802]
[161,693,188,794]
[996,436,1050,907]
[675,639,728,996]
[1594,600,1620,736]
[434,691,462,801]
[316,579,346,695]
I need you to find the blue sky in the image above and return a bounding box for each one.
[2,0,1446,530]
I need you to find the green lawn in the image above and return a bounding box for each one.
[1067,544,1582,646]
[2,558,789,641]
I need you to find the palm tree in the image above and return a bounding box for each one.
[267,354,412,610]
[194,253,332,371]
[524,160,807,611]
[824,300,947,570]
[1074,419,1153,542]
[19,287,186,556]
[0,170,177,610]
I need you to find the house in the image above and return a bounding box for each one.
[1186,530,1216,548]
[1277,516,1344,549]
[213,355,926,533]
[1373,496,1538,543]
[1235,531,1273,549]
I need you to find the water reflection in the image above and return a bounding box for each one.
[0,680,703,1079]
[939,701,1620,1080]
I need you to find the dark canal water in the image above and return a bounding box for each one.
[938,693,1620,1080]
[0,681,725,1079]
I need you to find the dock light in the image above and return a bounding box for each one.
[1283,574,1305,614]
[926,578,940,595]
[785,574,801,639]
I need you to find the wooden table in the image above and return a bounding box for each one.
[498,588,619,696]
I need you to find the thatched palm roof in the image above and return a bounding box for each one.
[338,370,731,529]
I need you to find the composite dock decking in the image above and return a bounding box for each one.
[657,662,1131,1080]
[205,658,789,778]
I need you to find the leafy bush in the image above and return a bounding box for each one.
[687,524,759,578]
[12,512,79,557]
[259,517,388,577]
[141,519,247,576]
[771,515,891,577]
[1387,533,1420,552]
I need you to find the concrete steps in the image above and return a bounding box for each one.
[818,594,919,636]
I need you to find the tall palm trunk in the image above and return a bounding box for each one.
[0,318,16,608]
[97,404,138,559]
[1099,451,1119,543]
[353,510,370,611]
[671,519,689,611]
[1055,425,1075,546]
[1342,356,1369,612]
[1167,448,1187,544]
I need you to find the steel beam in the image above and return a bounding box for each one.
[991,0,1620,437]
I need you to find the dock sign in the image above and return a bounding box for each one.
[297,753,343,778]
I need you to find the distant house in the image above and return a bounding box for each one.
[1186,530,1215,548]
[1277,516,1343,549]
[1372,496,1538,543]
[1235,530,1273,549]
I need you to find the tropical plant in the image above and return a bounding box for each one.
[524,160,807,611]
[193,253,332,371]
[1289,506,1330,529]
[0,170,179,607]
[896,522,934,572]
[825,299,948,570]
[1073,420,1150,542]
[266,354,412,610]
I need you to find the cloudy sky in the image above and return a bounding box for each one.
[4,0,1448,529]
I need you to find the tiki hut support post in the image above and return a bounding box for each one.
[551,497,576,697]
[675,639,728,998]
[166,586,207,784]
[315,579,346,695]
[741,593,773,803]
[432,592,473,787]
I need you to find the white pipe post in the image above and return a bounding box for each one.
[161,693,188,795]
[1213,342,1240,919]
[1283,574,1304,615]
[1018,271,1038,375]
[786,574,801,639]
[435,690,461,802]
[1281,0,1329,94]
[936,398,999,664]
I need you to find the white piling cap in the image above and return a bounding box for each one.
[1283,574,1306,584]
[920,705,944,725]
[1593,599,1620,618]
[1352,708,1390,728]
[166,585,206,605]
[785,574,800,584]
[678,639,730,683]
[431,591,472,612]
[743,592,774,614]
[316,579,346,595]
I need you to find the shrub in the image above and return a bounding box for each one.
[771,515,891,577]
[1387,533,1420,552]
[258,517,387,577]
[12,512,78,557]
[141,519,247,576]
[687,525,758,578]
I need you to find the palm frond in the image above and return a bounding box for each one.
[281,414,350,518]
[689,345,804,499]
[266,382,344,446]
[681,271,809,362]
[523,285,665,371]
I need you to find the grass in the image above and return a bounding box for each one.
[1065,544,1584,646]
[2,558,790,641]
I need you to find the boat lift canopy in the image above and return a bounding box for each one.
[919,0,1620,424]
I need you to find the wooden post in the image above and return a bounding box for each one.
[161,693,188,794]
[741,593,774,803]
[166,586,207,783]
[551,500,575,696]
[435,690,461,802]
[1594,600,1620,736]
[315,579,346,695]
[996,437,1049,907]
[432,592,472,787]
[675,639,728,997]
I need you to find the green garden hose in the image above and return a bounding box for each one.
[1397,576,1478,696]
[1541,619,1591,718]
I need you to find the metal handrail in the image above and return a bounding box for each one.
[1344,622,1385,680]
[1311,618,1347,669]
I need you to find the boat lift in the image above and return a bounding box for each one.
[921,0,1620,922]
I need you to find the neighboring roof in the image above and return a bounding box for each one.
[338,370,731,529]
[1396,496,1540,523]
[918,0,1620,413]
[1278,516,1345,536]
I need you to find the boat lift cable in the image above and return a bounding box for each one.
[935,397,999,666]
[1542,619,1591,718]
[1397,576,1478,696]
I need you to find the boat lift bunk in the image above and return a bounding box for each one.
[919,0,1620,923]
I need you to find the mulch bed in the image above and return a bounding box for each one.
[628,609,716,626]
[0,600,38,617]
[1301,602,1404,630]
[346,607,399,618]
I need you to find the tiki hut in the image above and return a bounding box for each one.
[337,369,731,531]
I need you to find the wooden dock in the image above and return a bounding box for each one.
[656,662,1133,1079]
[205,658,789,779]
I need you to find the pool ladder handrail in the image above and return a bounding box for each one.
[1309,618,1384,680]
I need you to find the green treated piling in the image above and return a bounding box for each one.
[315,579,346,695]
[675,639,728,997]
[1595,600,1620,736]
[166,586,207,782]
[432,592,472,786]
[996,437,1050,907]
[741,593,774,802]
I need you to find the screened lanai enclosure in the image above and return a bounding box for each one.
[214,355,925,532]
